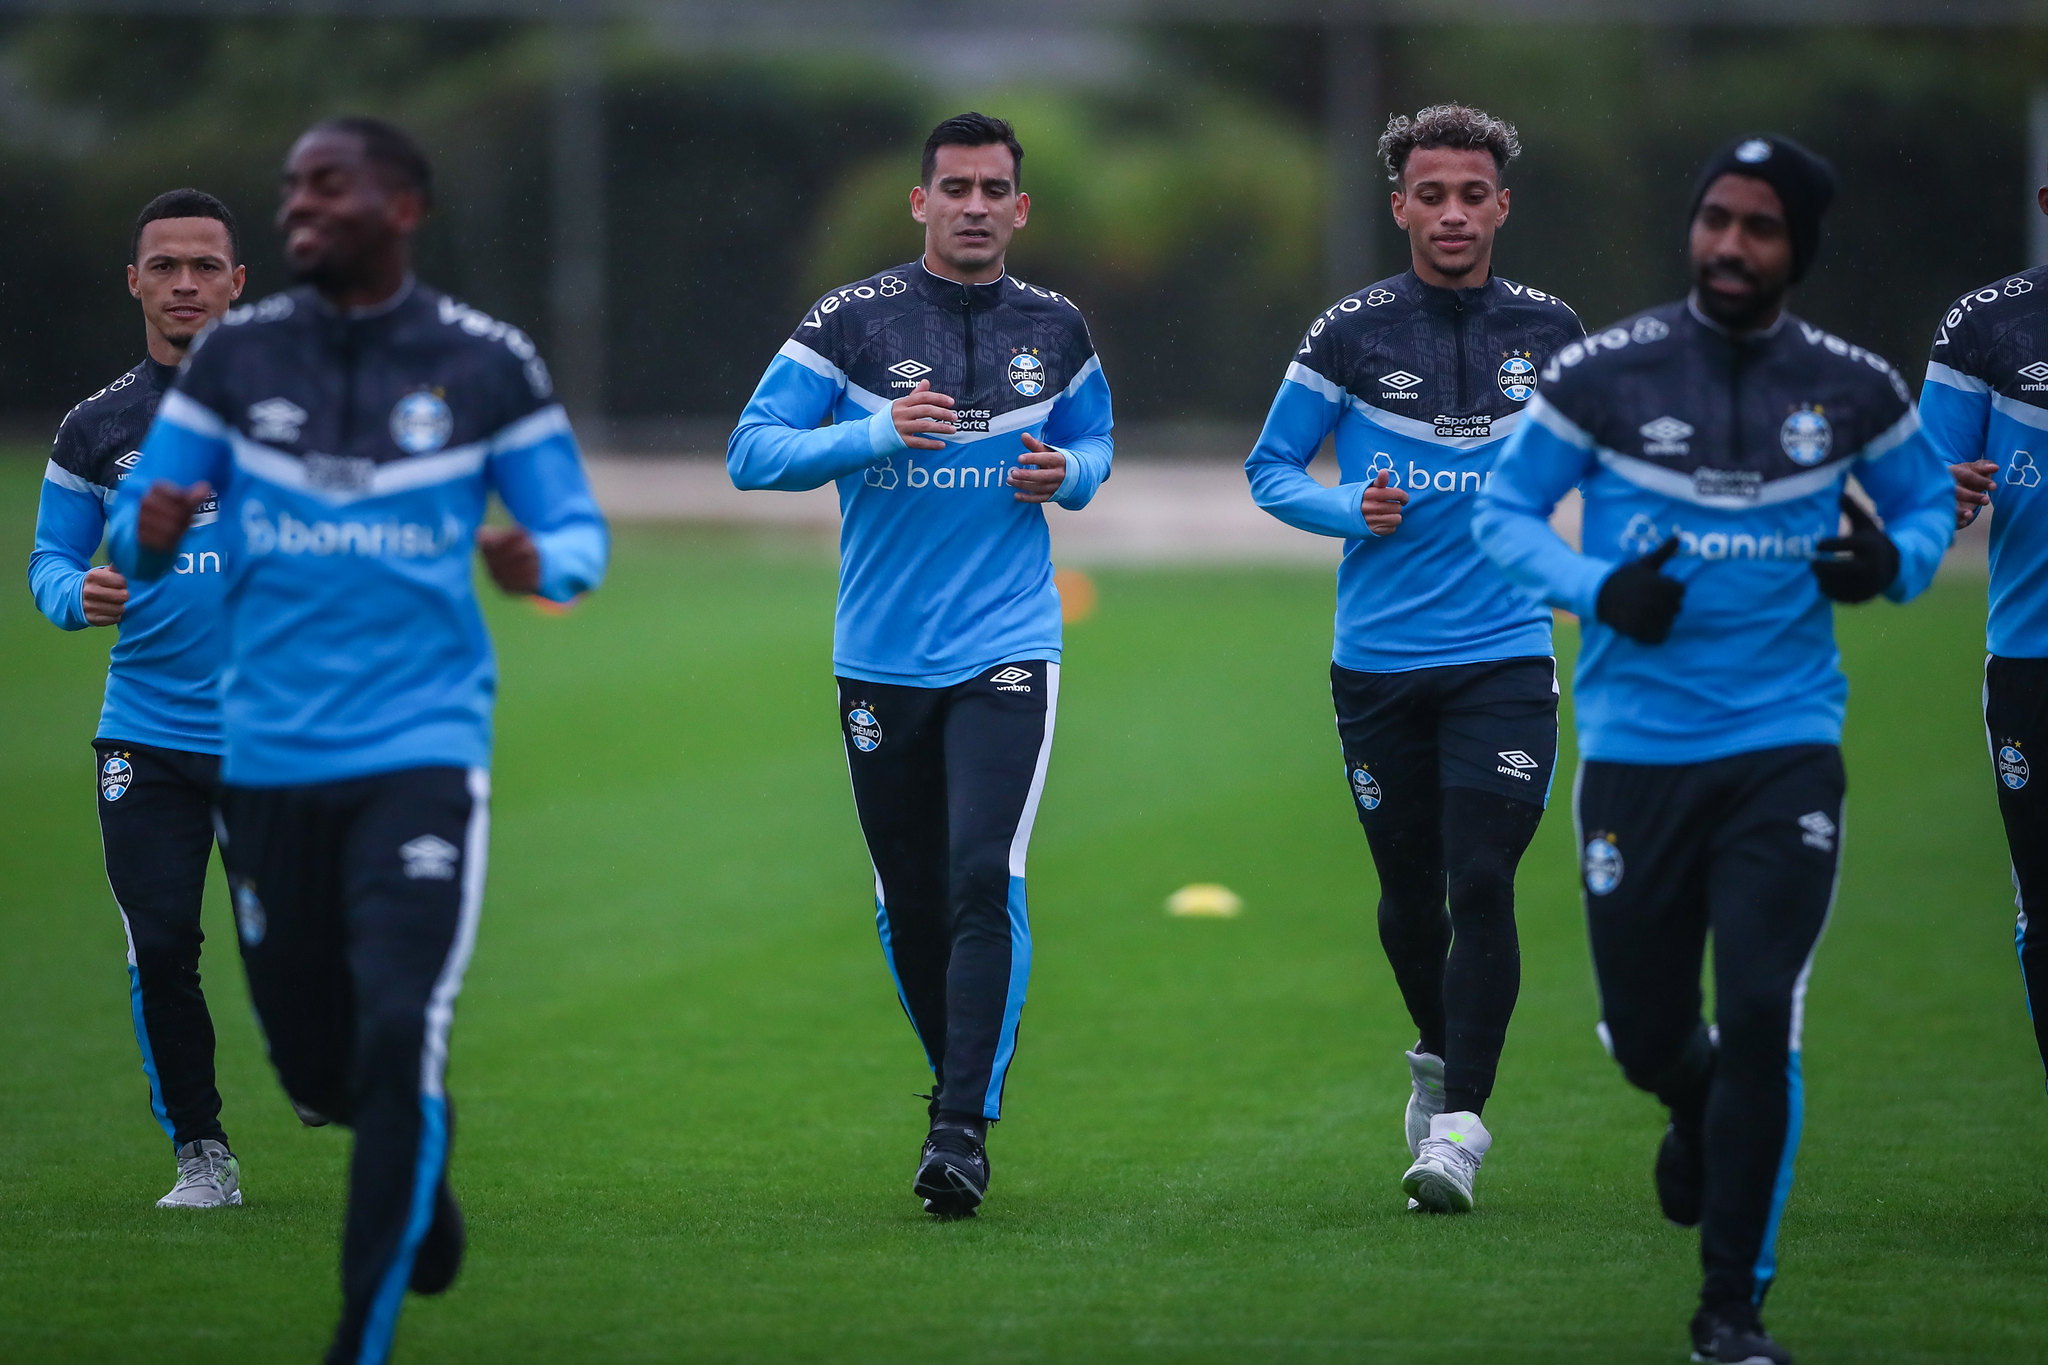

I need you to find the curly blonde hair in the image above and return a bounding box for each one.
[1377,104,1521,185]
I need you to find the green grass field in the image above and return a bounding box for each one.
[1,455,2042,1363]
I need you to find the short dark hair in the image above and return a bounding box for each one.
[1378,104,1522,185]
[131,188,239,264]
[306,115,435,209]
[921,112,1023,189]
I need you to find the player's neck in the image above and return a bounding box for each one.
[921,250,1004,287]
[1411,253,1491,292]
[1687,290,1784,338]
[143,326,186,368]
[318,256,413,313]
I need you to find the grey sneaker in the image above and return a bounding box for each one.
[157,1139,242,1209]
[1402,1110,1490,1214]
[1404,1049,1446,1157]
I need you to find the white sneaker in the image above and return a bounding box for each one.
[1404,1049,1446,1156]
[1402,1110,1489,1213]
[157,1139,242,1209]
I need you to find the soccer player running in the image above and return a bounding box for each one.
[727,112,1113,1218]
[30,189,246,1208]
[1920,196,2048,1097]
[1244,106,1583,1214]
[109,118,607,1365]
[1473,137,1952,1364]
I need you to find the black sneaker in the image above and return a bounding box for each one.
[408,1179,465,1295]
[913,1122,989,1219]
[1656,1119,1705,1227]
[1690,1302,1791,1364]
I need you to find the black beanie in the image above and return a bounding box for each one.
[1689,135,1837,282]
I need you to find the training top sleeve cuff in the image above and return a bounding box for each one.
[1050,446,1078,501]
[868,407,907,458]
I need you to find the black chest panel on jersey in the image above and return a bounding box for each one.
[52,359,177,495]
[1541,303,1912,493]
[179,283,553,477]
[795,263,1095,433]
[1300,271,1583,433]
[1933,266,2048,410]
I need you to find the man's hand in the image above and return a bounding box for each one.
[1812,493,1900,604]
[892,380,956,451]
[1009,435,1066,503]
[81,565,129,627]
[1595,536,1685,644]
[1360,470,1409,536]
[477,526,540,594]
[137,480,211,554]
[1952,458,1997,530]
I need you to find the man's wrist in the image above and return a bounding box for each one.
[870,407,909,457]
[1049,446,1078,501]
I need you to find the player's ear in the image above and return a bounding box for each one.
[910,185,929,225]
[389,187,427,235]
[127,264,141,300]
[230,264,247,301]
[1390,188,1408,230]
[1496,186,1510,226]
[1013,190,1028,228]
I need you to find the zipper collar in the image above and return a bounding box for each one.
[915,260,1007,310]
[1409,268,1493,314]
[1685,291,1786,343]
[306,274,419,322]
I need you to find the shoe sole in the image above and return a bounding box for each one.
[156,1190,242,1209]
[913,1164,984,1219]
[1689,1353,1778,1365]
[1401,1167,1472,1214]
[1405,1094,1429,1158]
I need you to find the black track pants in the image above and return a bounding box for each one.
[218,765,486,1365]
[839,661,1056,1123]
[1333,657,1557,1115]
[1987,654,2048,1088]
[1576,744,1844,1312]
[93,739,228,1150]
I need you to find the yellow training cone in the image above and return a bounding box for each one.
[1167,883,1242,918]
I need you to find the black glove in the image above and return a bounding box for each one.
[1812,494,1899,603]
[1595,537,1685,644]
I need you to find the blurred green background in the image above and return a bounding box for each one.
[1,10,2044,439]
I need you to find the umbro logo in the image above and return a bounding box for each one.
[2019,362,2048,383]
[1495,749,1539,781]
[1379,370,1423,391]
[399,834,460,881]
[1640,416,1693,455]
[990,665,1033,692]
[888,359,933,380]
[1797,810,1837,852]
[249,397,308,444]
